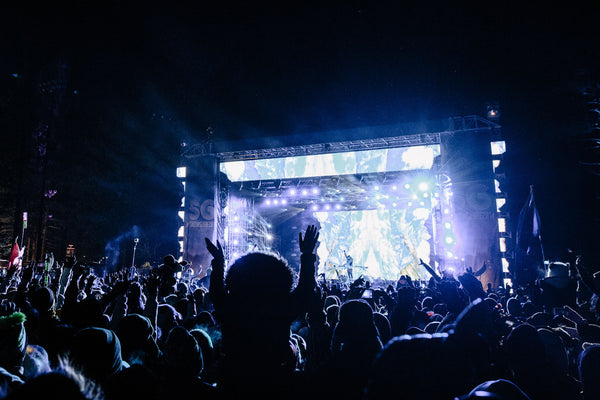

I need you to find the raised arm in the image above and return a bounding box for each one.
[206,237,226,307]
[419,258,442,282]
[291,225,319,313]
[143,268,160,332]
[473,262,487,277]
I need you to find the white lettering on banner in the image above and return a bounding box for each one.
[188,221,214,228]
[189,199,201,221]
[200,200,214,221]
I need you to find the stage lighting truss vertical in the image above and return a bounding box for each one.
[490,136,511,287]
[224,194,253,266]
[176,166,187,262]
[433,173,454,271]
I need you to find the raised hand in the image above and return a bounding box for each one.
[205,238,224,264]
[45,252,54,270]
[84,274,96,295]
[474,262,487,277]
[128,266,137,281]
[419,258,442,282]
[299,225,319,255]
[206,237,226,304]
[21,260,34,284]
[146,268,160,298]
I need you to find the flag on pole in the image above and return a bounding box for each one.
[513,185,545,286]
[8,239,20,269]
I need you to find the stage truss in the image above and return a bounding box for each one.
[178,116,509,287]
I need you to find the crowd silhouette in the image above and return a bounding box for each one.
[1,224,599,399]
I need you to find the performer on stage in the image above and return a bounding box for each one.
[343,250,354,281]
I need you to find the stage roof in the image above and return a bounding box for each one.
[181,115,500,161]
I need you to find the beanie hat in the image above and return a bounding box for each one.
[163,326,203,376]
[0,312,28,372]
[69,327,128,382]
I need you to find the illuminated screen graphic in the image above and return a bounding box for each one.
[220,145,441,182]
[313,208,433,282]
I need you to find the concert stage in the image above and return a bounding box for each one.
[177,116,510,288]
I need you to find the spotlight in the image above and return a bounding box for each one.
[444,235,455,245]
[444,222,452,230]
[302,189,308,196]
[312,188,319,194]
[392,185,397,190]
[290,189,297,196]
[418,182,429,192]
[325,205,330,210]
[266,199,272,205]
[487,103,500,120]
[266,234,273,241]
[374,185,379,191]
[404,183,411,190]
[412,208,429,219]
[281,199,287,205]
[335,204,342,210]
[273,199,279,205]
[311,205,318,211]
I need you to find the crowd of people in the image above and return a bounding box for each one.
[0,224,599,400]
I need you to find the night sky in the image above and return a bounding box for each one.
[1,2,599,266]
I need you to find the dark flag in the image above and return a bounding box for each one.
[513,185,545,287]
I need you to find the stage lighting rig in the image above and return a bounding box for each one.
[487,103,500,120]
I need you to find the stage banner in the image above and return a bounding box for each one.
[184,155,218,276]
[513,186,544,287]
[440,129,502,288]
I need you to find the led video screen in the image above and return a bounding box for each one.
[220,145,441,182]
[313,207,433,282]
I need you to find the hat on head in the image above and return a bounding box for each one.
[0,311,28,372]
[116,313,160,361]
[69,327,128,382]
[159,255,184,274]
[163,326,203,376]
[544,262,571,289]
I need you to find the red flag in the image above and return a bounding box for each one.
[8,240,19,268]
